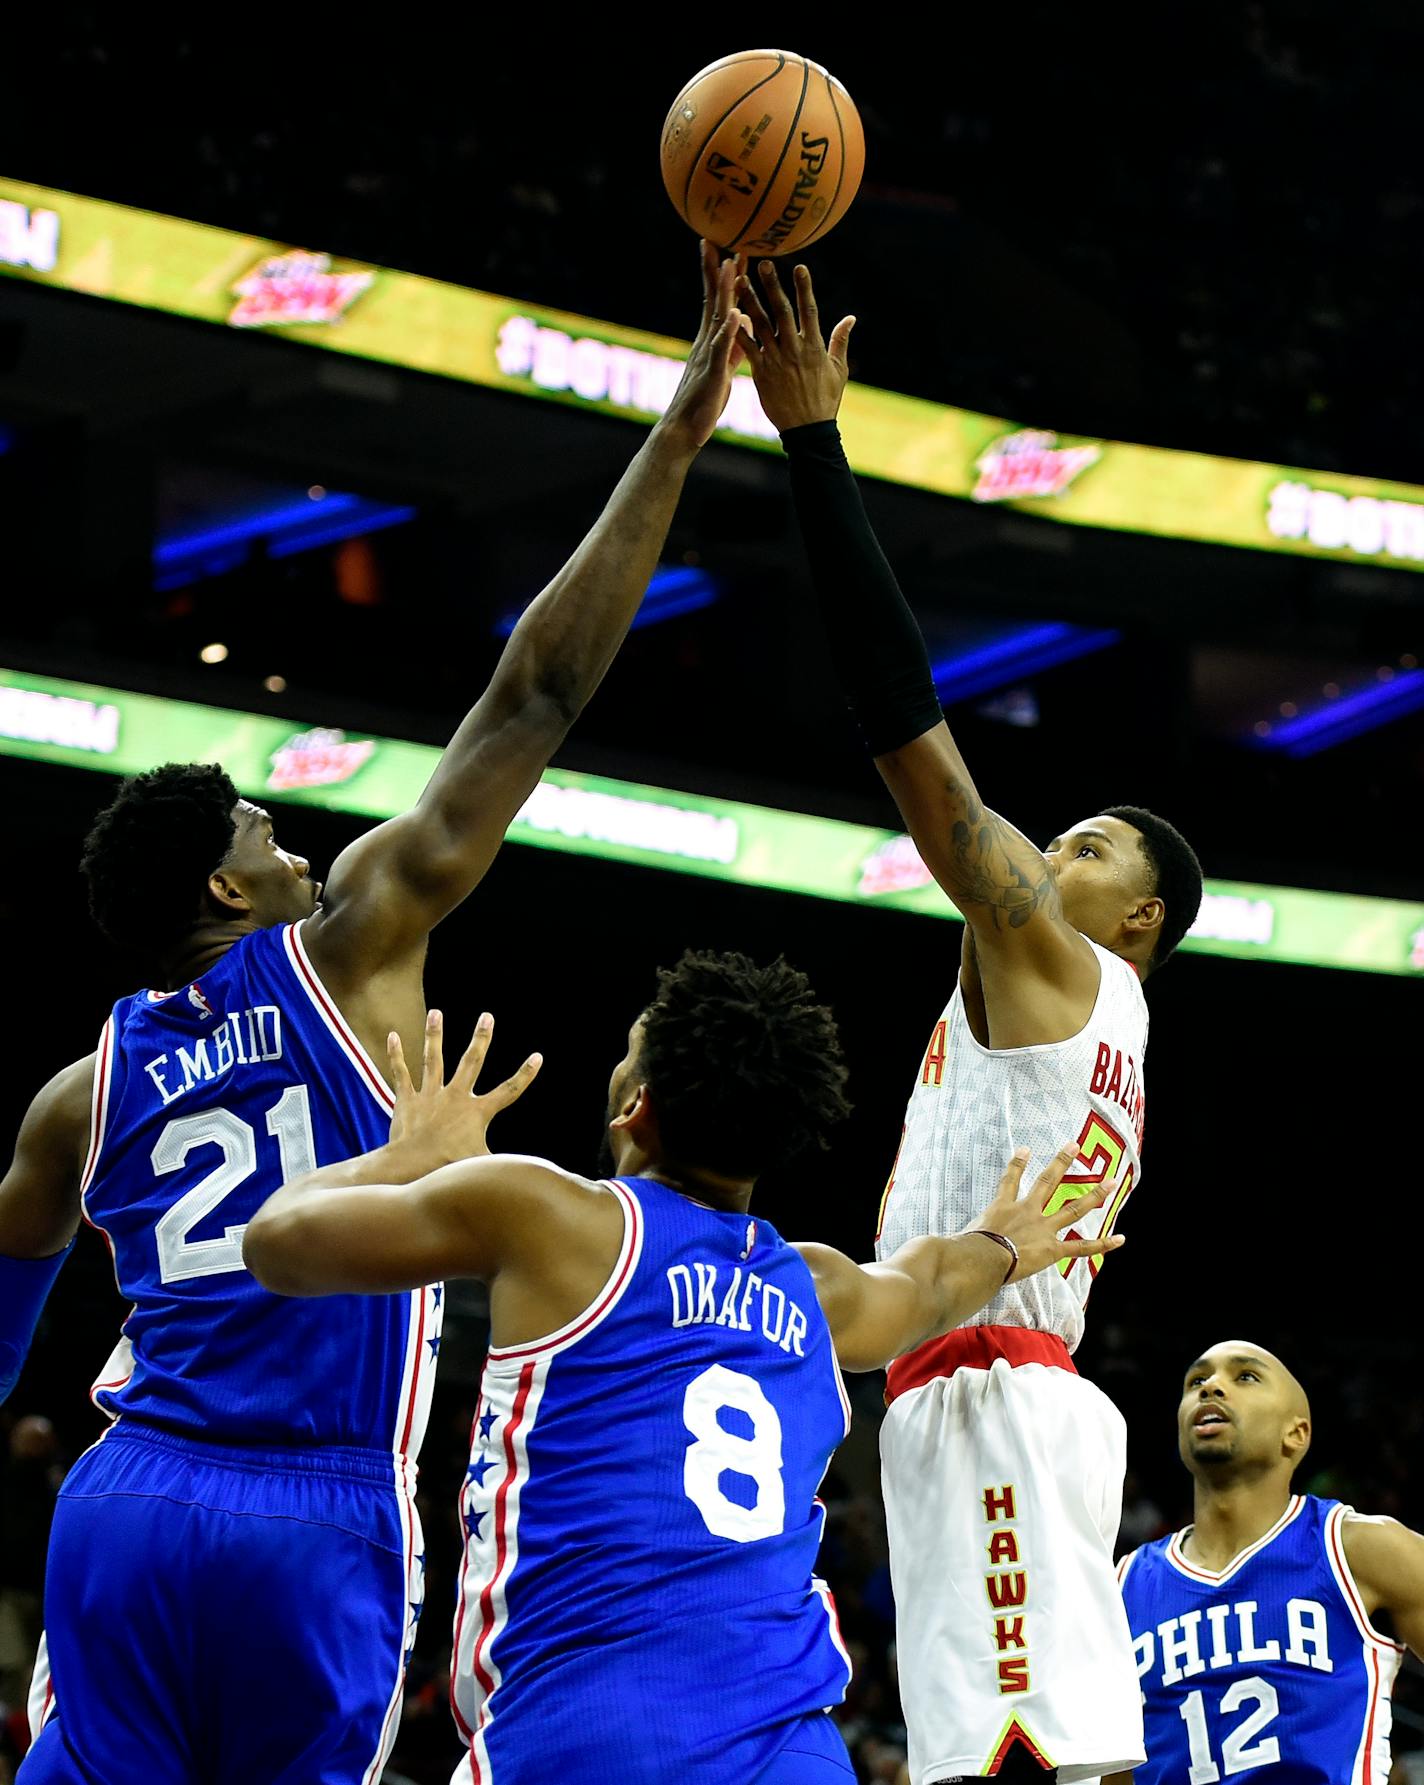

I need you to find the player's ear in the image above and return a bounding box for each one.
[1282,1414,1311,1467]
[206,868,253,915]
[1124,895,1164,944]
[609,1083,657,1141]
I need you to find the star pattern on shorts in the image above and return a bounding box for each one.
[468,1507,487,1540]
[426,1333,441,1361]
[477,1406,497,1443]
[467,1453,496,1489]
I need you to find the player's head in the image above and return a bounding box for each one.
[80,763,321,978]
[1177,1340,1312,1487]
[603,949,851,1198]
[1044,806,1202,975]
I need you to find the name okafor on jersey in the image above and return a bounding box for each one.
[452,1175,854,1785]
[876,936,1146,1351]
[1120,1496,1405,1785]
[80,920,440,1455]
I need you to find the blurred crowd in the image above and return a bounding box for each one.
[4,1312,1421,1784]
[6,6,1424,482]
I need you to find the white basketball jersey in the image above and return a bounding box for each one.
[875,938,1147,1351]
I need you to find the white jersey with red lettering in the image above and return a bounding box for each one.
[875,935,1147,1352]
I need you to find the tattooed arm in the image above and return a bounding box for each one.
[737,259,1100,1046]
[875,728,1100,1046]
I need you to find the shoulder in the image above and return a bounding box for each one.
[1340,1510,1424,1585]
[33,1053,98,1135]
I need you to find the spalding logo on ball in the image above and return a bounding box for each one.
[660,51,865,256]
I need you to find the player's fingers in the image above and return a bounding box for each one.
[735,273,775,347]
[1061,1234,1125,1260]
[989,1145,1032,1207]
[699,238,719,311]
[452,1012,494,1095]
[827,314,856,364]
[1028,1143,1078,1209]
[793,265,822,345]
[387,1031,414,1102]
[757,259,798,335]
[483,1052,544,1113]
[713,252,739,322]
[421,1009,444,1092]
[1051,1184,1110,1230]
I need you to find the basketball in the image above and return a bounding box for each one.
[660,50,866,257]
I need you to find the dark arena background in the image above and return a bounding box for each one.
[0,11,1420,1781]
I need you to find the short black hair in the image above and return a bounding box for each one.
[636,950,851,1178]
[1102,805,1203,970]
[80,763,240,961]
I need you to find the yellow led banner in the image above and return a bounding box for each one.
[5,178,1424,568]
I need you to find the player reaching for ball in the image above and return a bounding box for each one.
[737,260,1204,1785]
[1107,1340,1423,1784]
[243,972,1120,1785]
[0,246,748,1785]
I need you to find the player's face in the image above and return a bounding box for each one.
[223,802,323,926]
[1043,815,1152,945]
[1177,1343,1301,1475]
[599,1017,647,1173]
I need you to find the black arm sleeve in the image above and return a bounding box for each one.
[781,419,944,757]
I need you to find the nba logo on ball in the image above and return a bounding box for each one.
[660,51,865,255]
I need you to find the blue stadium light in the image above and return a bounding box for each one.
[929,622,1122,705]
[1247,669,1424,758]
[494,563,721,637]
[154,492,416,590]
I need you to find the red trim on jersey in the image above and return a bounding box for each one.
[398,1291,427,1457]
[449,1383,485,1744]
[486,1190,642,1361]
[1326,1506,1405,1654]
[285,925,394,1111]
[987,1718,1051,1772]
[79,1019,113,1193]
[886,1324,1076,1405]
[466,1360,536,1780]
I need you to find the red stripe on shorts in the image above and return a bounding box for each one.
[885,1324,1076,1404]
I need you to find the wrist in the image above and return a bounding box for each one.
[779,418,845,455]
[965,1229,1019,1287]
[646,418,703,470]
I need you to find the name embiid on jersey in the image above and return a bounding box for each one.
[81,921,441,1455]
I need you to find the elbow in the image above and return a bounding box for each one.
[242,1212,313,1297]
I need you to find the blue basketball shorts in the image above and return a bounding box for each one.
[19,1420,423,1785]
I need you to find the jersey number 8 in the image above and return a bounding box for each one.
[682,1363,786,1543]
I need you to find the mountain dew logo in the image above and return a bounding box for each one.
[229,250,374,328]
[858,835,934,897]
[268,728,376,791]
[972,429,1102,503]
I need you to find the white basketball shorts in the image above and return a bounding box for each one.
[880,1328,1144,1783]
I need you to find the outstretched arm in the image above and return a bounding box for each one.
[303,246,748,999]
[1342,1513,1424,1657]
[798,1146,1116,1371]
[242,1013,554,1294]
[739,263,1097,1017]
[0,1056,93,1401]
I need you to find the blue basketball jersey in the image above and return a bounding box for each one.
[79,921,441,1455]
[452,1175,854,1785]
[1120,1495,1404,1784]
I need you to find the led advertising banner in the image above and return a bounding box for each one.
[6,178,1424,572]
[2,665,1420,979]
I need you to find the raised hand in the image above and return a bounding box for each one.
[657,241,750,455]
[387,1011,542,1169]
[737,259,855,431]
[968,1145,1124,1285]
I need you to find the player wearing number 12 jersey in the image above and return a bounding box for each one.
[0,247,753,1785]
[243,952,1121,1785]
[737,259,1204,1782]
[1107,1341,1424,1785]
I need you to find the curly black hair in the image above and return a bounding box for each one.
[80,763,240,961]
[1102,805,1203,971]
[635,950,852,1179]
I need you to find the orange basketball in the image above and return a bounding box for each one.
[660,50,865,257]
